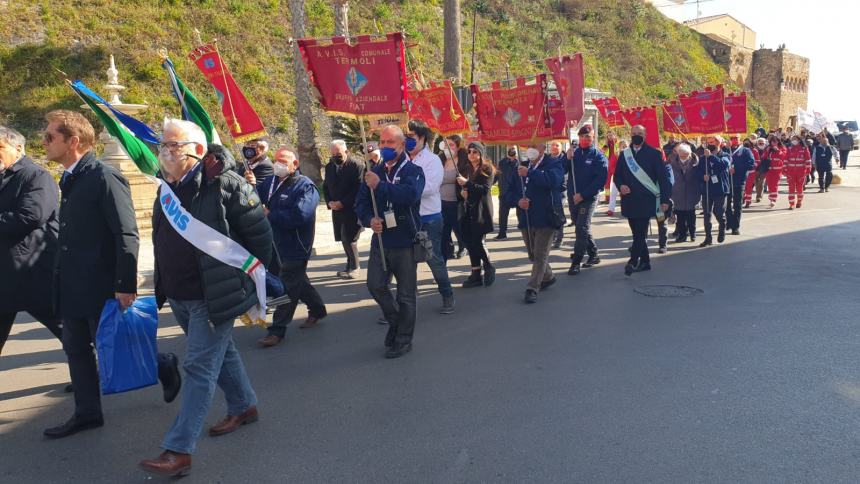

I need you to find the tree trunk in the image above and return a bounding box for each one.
[333,0,349,37]
[443,0,462,81]
[288,0,323,184]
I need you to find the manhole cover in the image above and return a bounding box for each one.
[634,285,704,297]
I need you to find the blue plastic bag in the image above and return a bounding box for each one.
[96,296,159,395]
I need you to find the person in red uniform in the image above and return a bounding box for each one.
[783,134,812,210]
[762,135,787,208]
[744,137,767,207]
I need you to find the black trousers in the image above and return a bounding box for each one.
[703,194,726,238]
[463,224,490,269]
[334,212,361,271]
[497,195,511,235]
[725,187,744,231]
[817,168,833,189]
[63,316,102,419]
[839,150,850,169]
[268,259,327,338]
[571,199,597,260]
[627,217,651,265]
[366,246,417,345]
[674,210,697,239]
[0,309,63,355]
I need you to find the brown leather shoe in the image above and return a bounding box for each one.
[208,406,258,437]
[257,334,283,347]
[299,315,324,329]
[139,451,191,477]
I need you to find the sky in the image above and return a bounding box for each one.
[654,0,857,121]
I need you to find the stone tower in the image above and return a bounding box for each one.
[751,48,810,130]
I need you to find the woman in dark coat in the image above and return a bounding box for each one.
[669,143,702,242]
[457,141,496,288]
[446,134,471,258]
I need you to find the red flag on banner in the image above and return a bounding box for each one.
[545,53,585,125]
[188,44,266,142]
[471,75,552,144]
[408,80,470,136]
[546,95,567,140]
[662,101,689,135]
[296,33,408,118]
[593,97,625,128]
[679,85,726,135]
[724,92,747,134]
[621,106,660,147]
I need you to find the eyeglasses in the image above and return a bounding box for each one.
[42,132,60,143]
[158,141,196,152]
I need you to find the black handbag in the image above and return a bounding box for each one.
[548,191,565,229]
[408,206,433,263]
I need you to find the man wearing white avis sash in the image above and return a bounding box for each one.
[140,119,274,477]
[612,124,672,276]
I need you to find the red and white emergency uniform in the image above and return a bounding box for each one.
[743,147,763,204]
[762,144,787,205]
[784,143,812,208]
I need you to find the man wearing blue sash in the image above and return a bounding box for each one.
[564,125,608,275]
[613,125,671,276]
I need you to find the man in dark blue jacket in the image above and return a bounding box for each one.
[256,147,326,348]
[613,125,671,276]
[0,126,63,354]
[698,138,730,247]
[504,144,564,303]
[726,137,756,235]
[564,125,607,275]
[355,125,425,359]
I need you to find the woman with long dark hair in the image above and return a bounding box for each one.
[445,134,470,259]
[457,142,496,287]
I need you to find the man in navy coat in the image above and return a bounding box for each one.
[564,125,608,275]
[613,125,671,276]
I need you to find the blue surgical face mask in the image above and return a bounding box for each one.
[405,136,418,153]
[380,147,398,162]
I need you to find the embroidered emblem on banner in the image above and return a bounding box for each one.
[503,107,521,127]
[346,67,368,96]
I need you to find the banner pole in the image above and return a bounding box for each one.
[359,116,387,272]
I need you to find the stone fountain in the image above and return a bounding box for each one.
[82,55,158,235]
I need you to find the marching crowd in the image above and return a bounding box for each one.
[0,110,843,477]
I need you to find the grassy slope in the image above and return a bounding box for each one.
[0,0,766,153]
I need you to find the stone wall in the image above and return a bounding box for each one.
[700,35,754,92]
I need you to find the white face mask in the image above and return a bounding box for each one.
[526,148,539,161]
[273,162,291,178]
[791,140,800,146]
[438,141,447,152]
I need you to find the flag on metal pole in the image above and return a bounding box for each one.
[161,55,222,145]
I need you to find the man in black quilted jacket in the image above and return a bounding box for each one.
[139,119,273,478]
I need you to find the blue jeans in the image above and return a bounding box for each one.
[161,299,257,455]
[423,216,453,298]
[441,200,461,260]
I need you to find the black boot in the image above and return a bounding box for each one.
[699,236,713,247]
[583,253,601,267]
[462,270,483,288]
[717,225,726,243]
[482,263,496,286]
[568,254,583,275]
[157,353,182,404]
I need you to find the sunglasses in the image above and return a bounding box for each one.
[42,132,62,143]
[467,149,480,154]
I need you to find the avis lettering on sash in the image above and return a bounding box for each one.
[160,193,190,231]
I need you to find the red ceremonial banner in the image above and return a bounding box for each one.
[724,92,748,134]
[545,53,585,126]
[189,44,267,143]
[471,75,552,144]
[679,85,726,135]
[296,32,408,118]
[621,106,660,147]
[408,80,470,136]
[546,95,567,140]
[662,101,689,135]
[592,97,625,128]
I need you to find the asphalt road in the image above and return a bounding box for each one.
[2,169,860,483]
